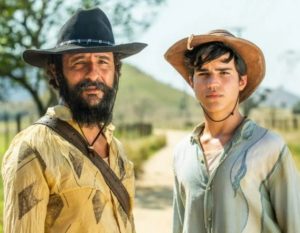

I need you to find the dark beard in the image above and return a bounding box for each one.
[59,77,116,126]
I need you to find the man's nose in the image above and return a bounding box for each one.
[207,75,220,89]
[86,62,100,81]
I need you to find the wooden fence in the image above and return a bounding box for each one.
[0,111,35,151]
[0,111,153,153]
[250,107,300,131]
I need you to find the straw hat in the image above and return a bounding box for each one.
[164,29,265,102]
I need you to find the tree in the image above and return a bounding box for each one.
[0,0,165,115]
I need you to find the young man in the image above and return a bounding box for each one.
[164,30,300,233]
[2,8,146,233]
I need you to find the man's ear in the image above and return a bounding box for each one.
[47,64,56,77]
[239,75,247,91]
[47,63,60,87]
[188,75,194,86]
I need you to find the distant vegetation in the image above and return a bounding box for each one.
[289,143,300,168]
[121,133,167,176]
[114,64,203,128]
[280,130,300,169]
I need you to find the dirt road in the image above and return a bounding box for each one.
[134,130,188,233]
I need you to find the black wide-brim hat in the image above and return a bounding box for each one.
[23,8,147,68]
[164,29,265,102]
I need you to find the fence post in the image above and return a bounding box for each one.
[4,113,10,149]
[16,113,22,133]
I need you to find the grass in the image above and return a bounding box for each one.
[0,134,6,233]
[289,143,300,169]
[121,133,167,177]
[278,130,300,169]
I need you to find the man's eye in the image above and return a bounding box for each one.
[99,60,108,64]
[198,73,209,77]
[73,61,85,65]
[220,71,230,75]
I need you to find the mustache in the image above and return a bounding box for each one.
[75,80,113,93]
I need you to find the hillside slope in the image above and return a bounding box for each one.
[114,64,203,127]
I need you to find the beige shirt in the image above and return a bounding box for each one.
[2,105,135,233]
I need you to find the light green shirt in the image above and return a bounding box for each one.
[173,119,300,233]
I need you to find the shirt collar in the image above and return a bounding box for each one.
[190,122,205,145]
[46,105,115,144]
[190,118,254,146]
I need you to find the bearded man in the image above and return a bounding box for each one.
[2,7,146,233]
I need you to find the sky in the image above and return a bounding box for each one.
[127,0,300,96]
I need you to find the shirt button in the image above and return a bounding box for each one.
[207,186,211,191]
[208,217,212,222]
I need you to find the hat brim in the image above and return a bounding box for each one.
[164,34,265,102]
[23,42,147,68]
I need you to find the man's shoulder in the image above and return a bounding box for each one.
[2,122,50,173]
[111,137,130,160]
[9,122,47,144]
[5,117,64,155]
[248,120,287,155]
[251,120,286,146]
[174,133,195,156]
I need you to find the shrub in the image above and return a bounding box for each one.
[122,134,167,176]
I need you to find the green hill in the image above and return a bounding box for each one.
[114,64,203,128]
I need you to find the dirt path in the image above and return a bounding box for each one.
[134,130,188,233]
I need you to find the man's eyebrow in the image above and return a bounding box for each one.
[195,67,233,72]
[195,68,209,72]
[69,55,85,62]
[69,54,112,63]
[215,67,233,71]
[94,55,112,61]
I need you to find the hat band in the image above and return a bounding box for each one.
[57,39,114,47]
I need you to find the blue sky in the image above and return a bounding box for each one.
[127,0,300,96]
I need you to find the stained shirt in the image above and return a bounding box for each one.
[173,119,300,233]
[2,105,135,233]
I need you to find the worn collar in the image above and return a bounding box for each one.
[190,118,254,146]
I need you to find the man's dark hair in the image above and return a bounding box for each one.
[184,42,247,78]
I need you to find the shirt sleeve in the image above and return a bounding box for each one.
[2,143,49,233]
[268,145,300,233]
[173,174,185,233]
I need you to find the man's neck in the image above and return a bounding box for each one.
[79,124,109,159]
[201,110,245,145]
[80,124,102,142]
